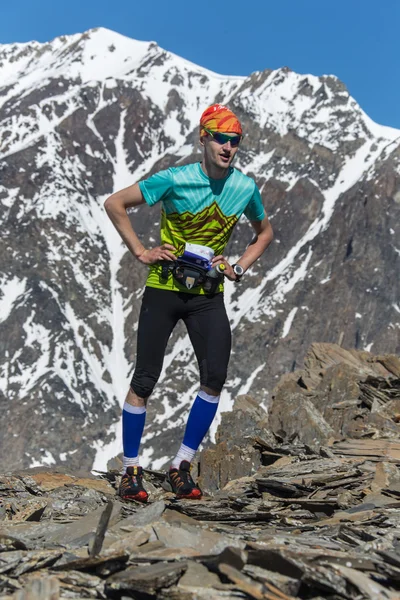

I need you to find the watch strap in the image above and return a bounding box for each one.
[232,263,244,282]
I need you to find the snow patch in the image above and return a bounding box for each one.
[282,307,298,337]
[238,363,266,395]
[0,276,27,324]
[30,450,56,468]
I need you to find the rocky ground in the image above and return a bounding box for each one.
[1,343,400,599]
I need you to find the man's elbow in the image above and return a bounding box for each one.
[104,194,117,215]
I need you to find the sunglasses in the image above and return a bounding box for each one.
[203,127,242,147]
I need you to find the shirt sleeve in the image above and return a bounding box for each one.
[138,168,174,207]
[244,182,265,221]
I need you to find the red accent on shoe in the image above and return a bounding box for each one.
[124,490,148,502]
[177,488,202,499]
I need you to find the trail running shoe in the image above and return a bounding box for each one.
[163,460,202,499]
[118,466,148,503]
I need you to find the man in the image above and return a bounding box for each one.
[104,103,273,502]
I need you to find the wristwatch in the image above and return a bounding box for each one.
[232,263,244,282]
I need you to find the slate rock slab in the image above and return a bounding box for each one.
[106,561,188,595]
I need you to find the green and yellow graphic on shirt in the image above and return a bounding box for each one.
[139,162,265,294]
[161,201,239,257]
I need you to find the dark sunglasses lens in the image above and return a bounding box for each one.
[211,132,226,144]
[230,135,241,147]
[213,132,241,146]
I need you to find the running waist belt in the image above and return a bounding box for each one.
[160,258,224,293]
[161,243,224,293]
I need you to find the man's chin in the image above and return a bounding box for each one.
[218,157,232,168]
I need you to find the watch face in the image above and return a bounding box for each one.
[233,264,244,276]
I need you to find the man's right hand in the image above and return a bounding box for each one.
[138,244,177,265]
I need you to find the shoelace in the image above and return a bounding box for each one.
[121,473,139,489]
[170,472,185,490]
[171,469,195,489]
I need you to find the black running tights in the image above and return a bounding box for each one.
[130,287,232,398]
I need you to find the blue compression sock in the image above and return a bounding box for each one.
[122,403,146,467]
[181,390,220,453]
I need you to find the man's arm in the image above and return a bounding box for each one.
[236,215,274,272]
[211,215,273,280]
[104,183,177,264]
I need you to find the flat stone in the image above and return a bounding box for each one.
[132,546,201,560]
[28,472,114,496]
[162,508,200,527]
[106,561,187,595]
[52,549,128,575]
[103,526,151,552]
[107,500,165,533]
[52,568,104,589]
[201,546,248,578]
[152,523,244,556]
[28,473,78,492]
[69,477,115,495]
[243,564,301,597]
[0,549,62,577]
[34,503,122,548]
[178,562,221,588]
[312,509,377,527]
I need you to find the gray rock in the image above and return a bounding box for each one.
[152,523,244,555]
[268,344,400,445]
[106,561,187,595]
[178,561,221,589]
[107,499,165,531]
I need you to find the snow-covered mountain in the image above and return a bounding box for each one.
[0,27,399,471]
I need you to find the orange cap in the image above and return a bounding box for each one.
[200,103,242,137]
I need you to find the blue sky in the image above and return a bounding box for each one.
[1,0,399,129]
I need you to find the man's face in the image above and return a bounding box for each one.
[201,131,240,170]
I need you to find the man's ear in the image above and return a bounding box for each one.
[199,136,205,147]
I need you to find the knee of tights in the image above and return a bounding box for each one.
[130,373,157,400]
[202,373,227,395]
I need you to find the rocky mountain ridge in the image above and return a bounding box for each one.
[0,28,399,471]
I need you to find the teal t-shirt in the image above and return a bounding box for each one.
[139,162,265,293]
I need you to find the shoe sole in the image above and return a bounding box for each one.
[177,490,202,499]
[119,492,148,503]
